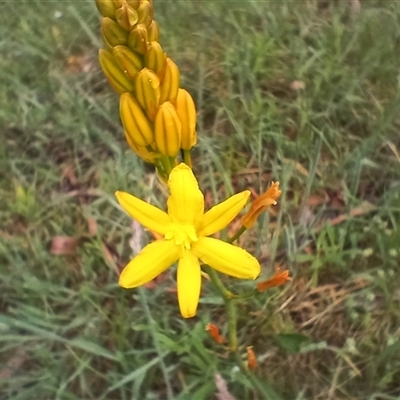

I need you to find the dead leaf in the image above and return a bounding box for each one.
[61,164,78,186]
[283,158,312,176]
[86,217,98,237]
[214,372,236,400]
[350,0,361,15]
[50,236,78,255]
[323,201,376,228]
[289,80,306,91]
[0,349,27,380]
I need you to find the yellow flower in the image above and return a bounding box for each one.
[241,182,282,228]
[116,163,260,318]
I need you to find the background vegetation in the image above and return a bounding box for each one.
[1,0,399,399]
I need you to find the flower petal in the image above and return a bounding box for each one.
[119,240,179,288]
[116,191,171,235]
[192,237,260,279]
[167,163,204,227]
[177,251,201,318]
[198,190,251,237]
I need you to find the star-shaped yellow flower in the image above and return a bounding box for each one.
[116,163,260,318]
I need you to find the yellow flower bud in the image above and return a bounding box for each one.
[147,20,160,42]
[144,41,166,79]
[124,131,159,164]
[95,0,117,19]
[113,45,143,80]
[127,23,148,54]
[137,0,153,27]
[159,58,180,104]
[115,2,138,30]
[101,17,129,47]
[98,49,135,94]
[154,102,181,157]
[120,93,154,147]
[135,68,160,121]
[126,0,141,9]
[174,89,197,150]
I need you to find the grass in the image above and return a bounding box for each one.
[1,0,400,399]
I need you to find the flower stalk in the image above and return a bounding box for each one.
[94,0,288,396]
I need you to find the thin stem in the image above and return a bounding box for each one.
[182,149,192,167]
[227,225,247,244]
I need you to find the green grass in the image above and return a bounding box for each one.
[1,0,400,399]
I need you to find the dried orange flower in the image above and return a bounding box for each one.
[205,323,225,344]
[246,346,257,370]
[256,269,290,292]
[241,182,282,228]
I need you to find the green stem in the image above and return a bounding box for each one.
[182,149,192,167]
[227,225,247,244]
[204,265,269,395]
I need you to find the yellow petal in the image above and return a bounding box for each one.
[197,190,251,237]
[177,251,201,318]
[119,240,179,288]
[116,191,171,235]
[192,237,260,279]
[167,164,204,227]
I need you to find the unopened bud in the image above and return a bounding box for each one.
[95,0,117,19]
[137,0,153,27]
[144,41,166,79]
[135,68,160,120]
[120,93,154,147]
[98,49,135,93]
[147,20,160,42]
[127,23,148,54]
[101,17,129,47]
[125,0,140,9]
[154,102,181,157]
[124,131,158,163]
[115,2,138,30]
[174,89,197,150]
[159,58,180,104]
[113,45,143,80]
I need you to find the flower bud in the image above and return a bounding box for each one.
[95,0,117,19]
[137,0,153,27]
[147,20,160,42]
[159,58,180,104]
[101,17,129,47]
[120,93,154,147]
[154,102,181,157]
[113,45,143,80]
[144,41,166,79]
[127,23,148,54]
[174,89,197,150]
[98,49,135,93]
[135,68,160,120]
[126,0,140,9]
[115,2,138,30]
[124,131,158,163]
